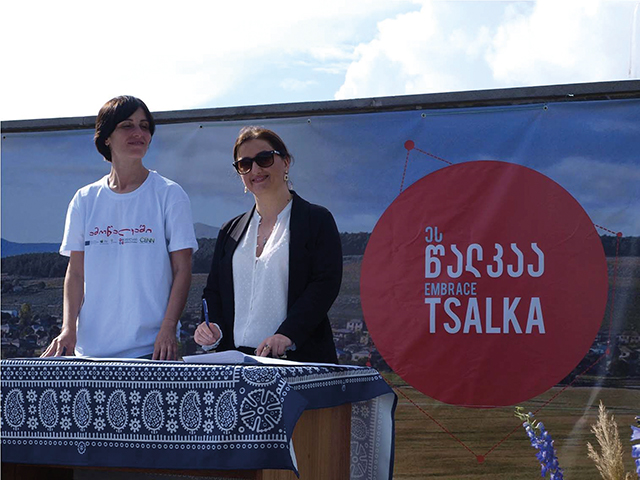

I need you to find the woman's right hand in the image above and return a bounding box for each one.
[194,322,222,347]
[41,329,76,357]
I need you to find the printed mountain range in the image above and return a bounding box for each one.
[1,223,220,258]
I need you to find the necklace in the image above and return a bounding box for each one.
[256,195,292,250]
[257,219,275,248]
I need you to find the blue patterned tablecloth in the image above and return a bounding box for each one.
[1,359,396,480]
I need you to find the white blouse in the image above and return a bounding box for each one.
[232,202,292,348]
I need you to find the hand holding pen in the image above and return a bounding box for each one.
[194,298,222,348]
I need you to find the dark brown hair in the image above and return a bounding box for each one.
[233,126,294,164]
[94,96,155,161]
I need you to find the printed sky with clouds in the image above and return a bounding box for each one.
[2,0,639,243]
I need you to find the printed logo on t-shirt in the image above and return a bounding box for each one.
[86,224,156,247]
[86,238,117,246]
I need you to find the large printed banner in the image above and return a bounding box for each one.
[2,96,639,409]
[361,161,608,406]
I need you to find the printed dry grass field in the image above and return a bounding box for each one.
[3,257,638,478]
[387,376,639,479]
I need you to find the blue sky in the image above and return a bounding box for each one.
[2,1,639,243]
[1,0,639,121]
[3,99,639,242]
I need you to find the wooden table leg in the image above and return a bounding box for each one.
[259,403,352,480]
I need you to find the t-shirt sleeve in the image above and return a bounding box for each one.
[165,188,199,254]
[59,191,85,257]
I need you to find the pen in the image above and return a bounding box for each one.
[202,298,210,326]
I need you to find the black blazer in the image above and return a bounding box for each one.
[202,192,342,363]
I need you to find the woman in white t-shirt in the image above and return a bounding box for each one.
[41,96,198,360]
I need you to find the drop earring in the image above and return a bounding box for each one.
[244,185,248,194]
[284,172,289,182]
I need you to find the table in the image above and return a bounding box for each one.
[1,359,396,479]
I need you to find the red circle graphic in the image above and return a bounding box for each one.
[361,161,608,407]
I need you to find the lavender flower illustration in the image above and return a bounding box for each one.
[632,416,640,478]
[515,407,564,480]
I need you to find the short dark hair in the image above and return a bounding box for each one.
[94,96,155,161]
[233,126,294,165]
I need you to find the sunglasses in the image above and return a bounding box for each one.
[233,150,281,175]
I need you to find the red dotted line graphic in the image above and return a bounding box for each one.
[385,349,610,463]
[481,351,607,460]
[594,224,623,347]
[594,224,622,236]
[388,140,624,463]
[392,384,479,458]
[400,140,453,193]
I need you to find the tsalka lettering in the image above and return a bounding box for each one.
[423,296,545,334]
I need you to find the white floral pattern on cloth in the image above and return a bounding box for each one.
[280,364,396,480]
[1,359,395,480]
[38,389,58,430]
[351,439,369,478]
[107,390,128,432]
[1,360,295,441]
[242,366,278,386]
[179,391,202,433]
[73,389,91,430]
[215,390,238,433]
[350,401,374,479]
[142,391,164,432]
[4,389,25,429]
[240,389,283,433]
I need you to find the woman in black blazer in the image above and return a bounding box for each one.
[194,127,342,363]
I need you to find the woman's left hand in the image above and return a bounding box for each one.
[257,334,292,358]
[153,323,179,360]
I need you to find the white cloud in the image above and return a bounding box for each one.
[541,156,640,234]
[307,45,357,63]
[335,0,639,100]
[544,156,640,202]
[280,78,319,91]
[2,1,638,121]
[1,0,415,120]
[486,0,629,86]
[2,1,247,119]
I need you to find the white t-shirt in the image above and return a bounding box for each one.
[232,202,291,348]
[60,171,198,358]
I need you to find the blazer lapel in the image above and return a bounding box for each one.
[288,192,310,309]
[219,207,254,349]
[223,207,254,257]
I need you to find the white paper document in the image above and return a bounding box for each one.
[182,350,307,365]
[182,350,357,367]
